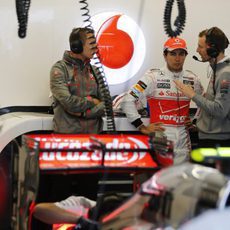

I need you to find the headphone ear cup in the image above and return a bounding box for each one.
[206,28,219,58]
[71,39,83,54]
[207,45,219,58]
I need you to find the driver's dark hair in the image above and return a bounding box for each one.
[163,49,187,56]
[88,192,124,221]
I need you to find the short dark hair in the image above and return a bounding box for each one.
[163,49,187,56]
[69,27,94,46]
[88,192,124,221]
[199,27,229,52]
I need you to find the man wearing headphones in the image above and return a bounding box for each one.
[33,193,124,230]
[121,37,204,165]
[175,27,230,147]
[50,27,104,134]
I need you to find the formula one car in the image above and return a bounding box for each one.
[101,162,230,229]
[18,133,173,230]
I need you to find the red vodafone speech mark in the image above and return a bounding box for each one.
[96,14,134,69]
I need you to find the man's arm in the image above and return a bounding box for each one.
[121,71,165,134]
[175,72,230,118]
[50,63,98,114]
[68,102,105,118]
[138,122,165,134]
[33,203,79,224]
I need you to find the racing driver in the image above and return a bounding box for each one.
[121,37,204,164]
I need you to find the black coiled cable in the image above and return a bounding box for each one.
[15,0,31,38]
[79,0,92,28]
[79,0,116,133]
[163,0,186,37]
[91,64,116,132]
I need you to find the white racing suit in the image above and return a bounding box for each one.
[121,66,203,164]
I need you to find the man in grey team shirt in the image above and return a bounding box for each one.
[175,26,230,147]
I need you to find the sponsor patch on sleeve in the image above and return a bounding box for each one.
[137,80,147,90]
[53,70,62,77]
[129,80,147,99]
[220,79,230,96]
[129,88,141,99]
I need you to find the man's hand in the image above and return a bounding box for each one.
[184,117,197,132]
[174,80,196,99]
[92,98,101,105]
[139,122,165,135]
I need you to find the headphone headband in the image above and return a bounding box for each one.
[206,27,229,58]
[206,28,220,58]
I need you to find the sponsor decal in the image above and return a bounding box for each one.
[183,80,194,86]
[158,101,189,114]
[40,137,148,163]
[159,71,164,76]
[165,90,184,97]
[149,68,161,74]
[90,12,146,85]
[220,79,230,96]
[157,83,170,89]
[134,83,145,93]
[31,135,158,168]
[24,134,174,169]
[40,151,146,163]
[157,79,170,82]
[89,73,95,80]
[137,80,147,90]
[129,91,139,99]
[53,70,61,77]
[183,76,194,80]
[159,114,187,123]
[130,87,141,99]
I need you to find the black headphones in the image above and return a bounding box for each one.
[206,28,220,58]
[70,28,84,54]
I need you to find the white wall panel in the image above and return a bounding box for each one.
[0,0,229,107]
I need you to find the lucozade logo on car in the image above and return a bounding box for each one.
[90,12,146,85]
[24,134,173,169]
[39,137,147,163]
[34,135,157,169]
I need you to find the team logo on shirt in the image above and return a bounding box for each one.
[89,73,95,81]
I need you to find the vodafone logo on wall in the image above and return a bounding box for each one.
[90,12,146,85]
